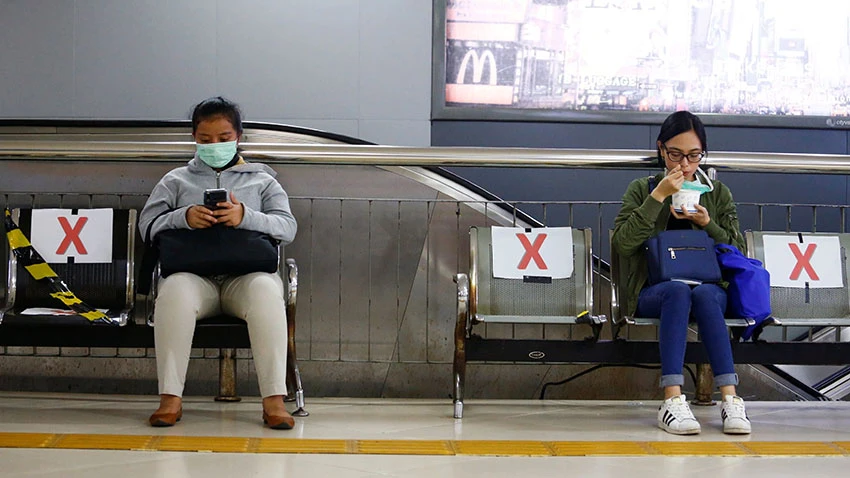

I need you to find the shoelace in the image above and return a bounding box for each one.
[667,399,696,420]
[723,398,747,418]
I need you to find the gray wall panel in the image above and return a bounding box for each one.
[368,201,403,362]
[340,200,371,360]
[287,198,314,357]
[265,119,360,141]
[307,199,343,361]
[358,1,432,121]
[218,0,360,120]
[396,201,430,363]
[358,120,431,146]
[0,0,75,117]
[74,1,217,118]
[0,1,432,145]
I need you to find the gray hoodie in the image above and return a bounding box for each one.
[138,156,297,244]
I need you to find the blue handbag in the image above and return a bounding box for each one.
[715,243,773,340]
[645,230,722,285]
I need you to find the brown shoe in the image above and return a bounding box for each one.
[263,410,295,430]
[149,409,182,427]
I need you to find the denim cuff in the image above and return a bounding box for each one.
[714,372,739,388]
[660,374,685,388]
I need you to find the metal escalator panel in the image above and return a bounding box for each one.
[772,325,850,400]
[813,365,850,400]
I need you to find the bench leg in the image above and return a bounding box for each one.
[692,363,715,405]
[286,358,308,417]
[214,348,241,402]
[453,335,466,419]
[453,359,465,419]
[453,274,469,419]
[285,309,308,417]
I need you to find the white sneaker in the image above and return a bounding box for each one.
[658,395,701,435]
[721,395,751,434]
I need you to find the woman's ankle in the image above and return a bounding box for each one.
[158,394,182,410]
[262,395,287,413]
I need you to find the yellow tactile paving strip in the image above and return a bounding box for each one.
[0,433,848,457]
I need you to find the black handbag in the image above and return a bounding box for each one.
[137,210,279,294]
[645,230,722,285]
[157,227,279,278]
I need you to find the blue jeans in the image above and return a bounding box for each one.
[636,281,738,389]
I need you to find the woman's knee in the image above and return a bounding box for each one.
[154,273,208,318]
[238,272,285,301]
[691,284,726,307]
[658,281,692,300]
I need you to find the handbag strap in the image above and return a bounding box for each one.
[144,208,175,246]
[138,208,174,295]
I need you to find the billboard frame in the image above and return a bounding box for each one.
[430,0,850,130]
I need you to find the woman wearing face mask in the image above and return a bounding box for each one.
[138,97,297,429]
[612,111,751,436]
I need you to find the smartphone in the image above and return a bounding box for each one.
[203,188,228,210]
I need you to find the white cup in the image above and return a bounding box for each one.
[672,189,701,213]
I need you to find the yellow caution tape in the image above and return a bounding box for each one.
[4,208,112,324]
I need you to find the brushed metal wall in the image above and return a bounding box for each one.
[0,125,806,401]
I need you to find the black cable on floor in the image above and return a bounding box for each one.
[539,364,697,399]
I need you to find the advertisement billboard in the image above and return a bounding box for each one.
[434,0,850,128]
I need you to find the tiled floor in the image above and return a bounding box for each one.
[1,392,850,477]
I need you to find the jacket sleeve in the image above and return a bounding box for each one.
[137,177,192,242]
[703,182,746,252]
[236,179,297,245]
[612,178,664,257]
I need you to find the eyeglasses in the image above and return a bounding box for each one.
[663,145,705,163]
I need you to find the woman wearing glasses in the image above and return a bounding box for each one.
[612,111,751,435]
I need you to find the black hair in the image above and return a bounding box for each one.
[191,96,243,135]
[656,111,707,165]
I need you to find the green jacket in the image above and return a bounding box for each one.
[612,172,745,317]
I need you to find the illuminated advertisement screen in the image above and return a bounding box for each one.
[433,0,850,128]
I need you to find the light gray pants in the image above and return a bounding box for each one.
[154,271,288,398]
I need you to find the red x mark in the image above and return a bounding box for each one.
[788,243,819,281]
[516,233,548,270]
[56,216,88,255]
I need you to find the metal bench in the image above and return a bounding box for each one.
[2,208,136,326]
[1,207,307,416]
[746,230,850,332]
[452,225,605,418]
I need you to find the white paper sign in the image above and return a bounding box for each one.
[30,209,113,264]
[762,235,843,288]
[491,227,573,279]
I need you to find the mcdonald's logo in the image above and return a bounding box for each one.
[456,49,497,85]
[446,47,513,105]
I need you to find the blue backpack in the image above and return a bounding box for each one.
[715,243,774,340]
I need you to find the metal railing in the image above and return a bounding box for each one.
[4,141,850,173]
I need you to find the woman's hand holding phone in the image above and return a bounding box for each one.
[186,205,217,228]
[211,191,244,227]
